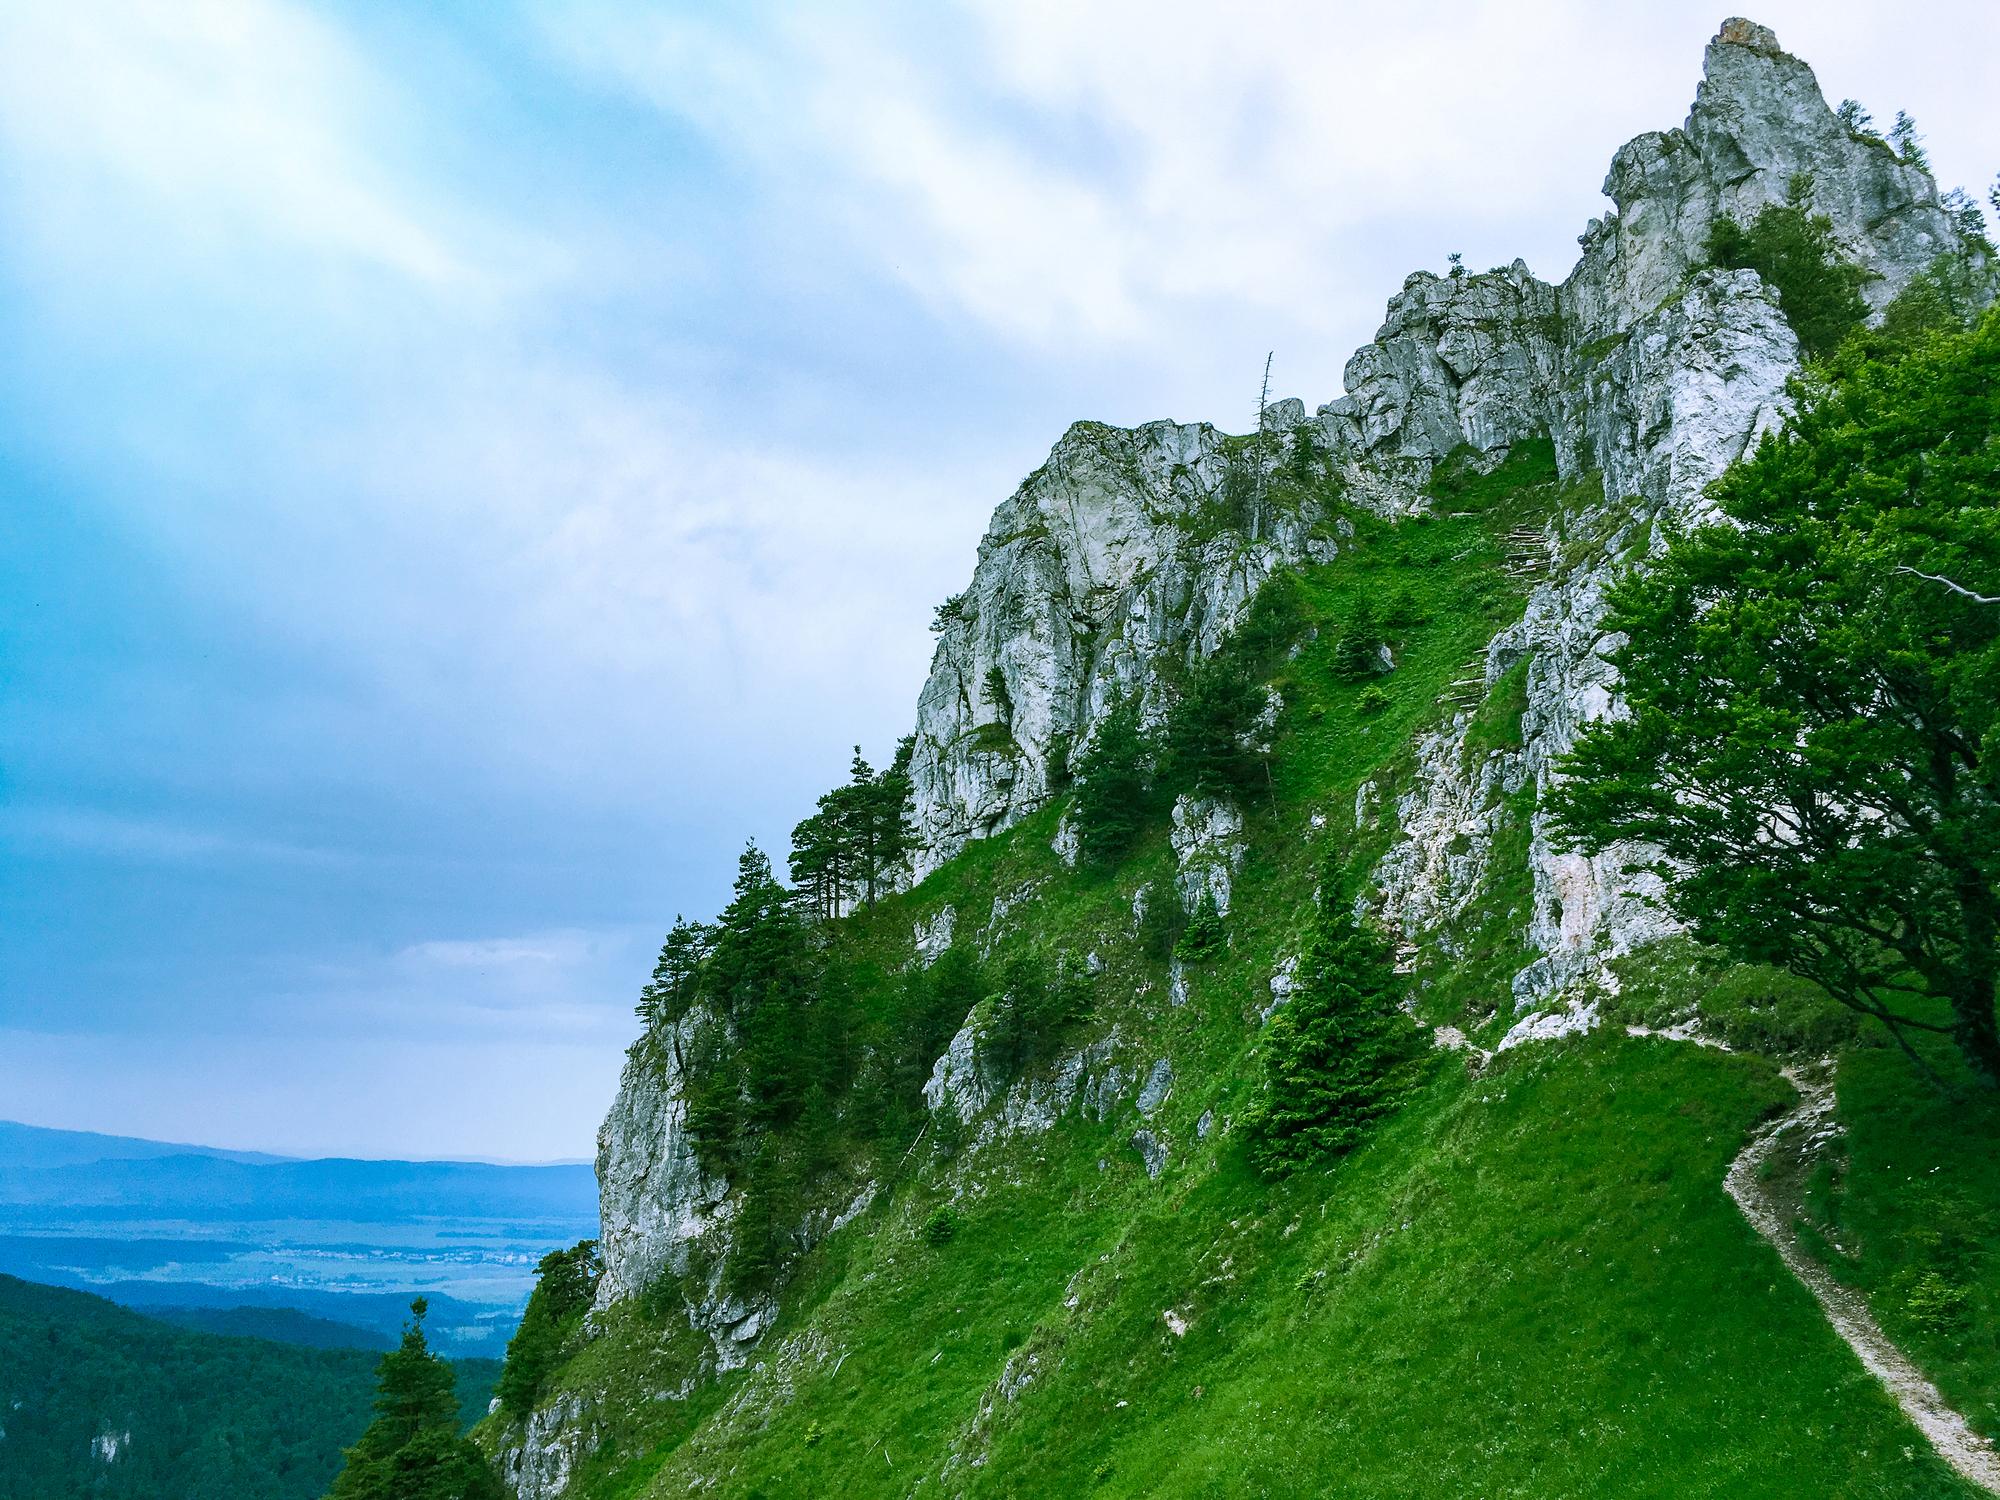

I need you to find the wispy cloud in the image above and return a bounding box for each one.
[0,0,511,295]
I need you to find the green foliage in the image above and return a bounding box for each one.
[1174,896,1228,963]
[1159,654,1269,800]
[922,1207,959,1247]
[496,1242,603,1417]
[0,1275,397,1500]
[1332,598,1385,681]
[1899,1270,1972,1335]
[1247,864,1427,1173]
[636,918,713,1032]
[1354,684,1389,715]
[330,1300,503,1500]
[1068,694,1159,866]
[1706,175,1872,357]
[982,666,1014,727]
[983,952,1094,1078]
[1551,312,2000,1082]
[1837,252,1992,369]
[1836,98,1878,138]
[789,745,917,919]
[1888,111,1930,171]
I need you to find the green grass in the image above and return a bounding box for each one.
[609,1038,1973,1498]
[1819,1042,2000,1443]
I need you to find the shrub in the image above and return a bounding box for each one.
[1355,685,1390,716]
[1707,175,1872,357]
[1899,1269,1970,1335]
[923,1206,959,1246]
[1176,897,1229,962]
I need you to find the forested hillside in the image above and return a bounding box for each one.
[0,1276,496,1500]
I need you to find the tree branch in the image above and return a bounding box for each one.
[1896,565,2000,605]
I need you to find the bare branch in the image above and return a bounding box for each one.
[1896,565,2000,605]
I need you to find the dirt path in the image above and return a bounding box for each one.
[1722,1059,2000,1493]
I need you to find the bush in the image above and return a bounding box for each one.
[1175,897,1229,962]
[923,1206,958,1246]
[1707,174,1872,357]
[1898,1269,1970,1335]
[1355,685,1390,716]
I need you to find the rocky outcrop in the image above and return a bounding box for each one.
[592,1024,728,1313]
[495,1395,596,1500]
[1565,19,1969,344]
[906,419,1343,877]
[1170,795,1246,916]
[1378,21,1982,1002]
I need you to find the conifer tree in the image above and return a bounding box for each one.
[1333,598,1386,681]
[636,917,712,1031]
[1069,693,1158,865]
[1248,865,1426,1174]
[1161,656,1267,799]
[328,1299,501,1500]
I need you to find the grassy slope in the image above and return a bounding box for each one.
[537,446,1988,1499]
[1818,1042,2000,1444]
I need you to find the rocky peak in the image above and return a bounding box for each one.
[1566,18,1964,341]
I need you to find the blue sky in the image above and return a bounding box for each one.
[3,1,1994,1161]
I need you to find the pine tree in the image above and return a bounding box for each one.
[1069,693,1158,865]
[1248,866,1426,1174]
[1334,598,1386,681]
[329,1299,502,1500]
[637,917,712,1031]
[708,843,819,1130]
[1161,655,1267,799]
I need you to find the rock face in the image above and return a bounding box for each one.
[907,418,1341,877]
[593,1024,727,1313]
[495,1395,596,1500]
[1378,19,1986,1004]
[1170,795,1246,916]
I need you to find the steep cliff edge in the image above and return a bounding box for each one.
[488,21,1995,1498]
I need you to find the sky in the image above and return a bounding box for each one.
[2,1,1994,1162]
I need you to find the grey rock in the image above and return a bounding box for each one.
[1170,795,1245,916]
[1136,1058,1174,1117]
[1131,1129,1168,1179]
[912,905,956,967]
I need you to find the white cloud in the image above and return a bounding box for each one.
[0,0,547,322]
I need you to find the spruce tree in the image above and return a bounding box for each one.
[1069,693,1157,865]
[1333,599,1386,681]
[329,1299,501,1500]
[1248,866,1426,1174]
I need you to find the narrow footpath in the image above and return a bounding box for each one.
[1720,1059,2000,1494]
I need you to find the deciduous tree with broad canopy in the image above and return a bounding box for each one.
[1551,311,2000,1084]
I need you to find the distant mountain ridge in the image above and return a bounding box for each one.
[0,1120,597,1224]
[0,1119,291,1169]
